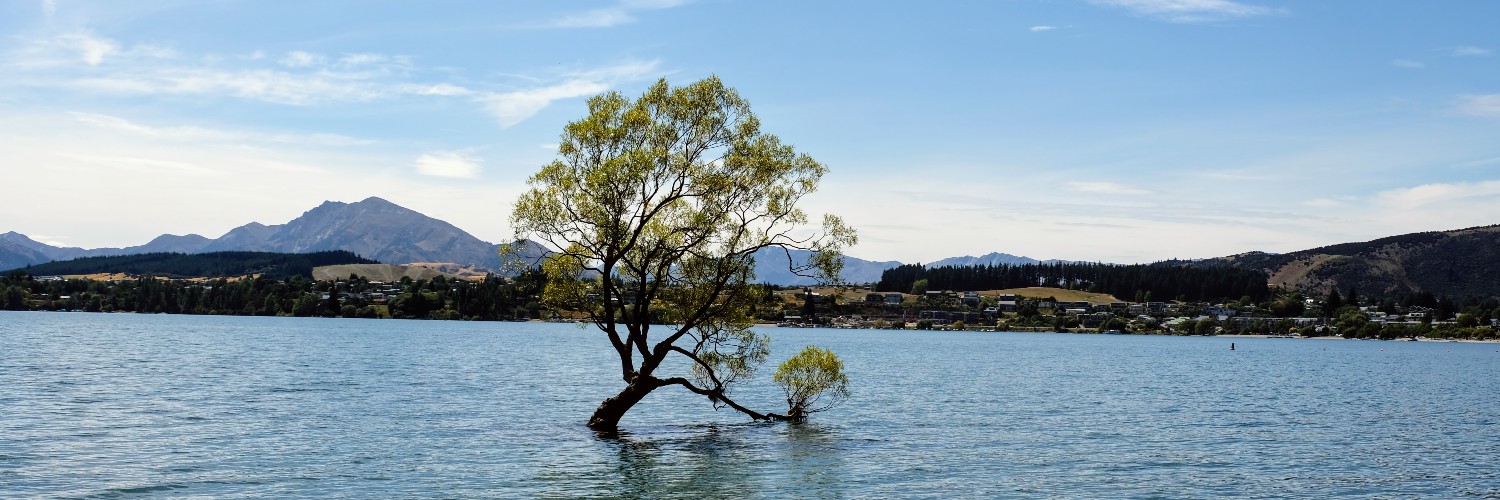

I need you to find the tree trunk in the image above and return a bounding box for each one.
[587,376,660,434]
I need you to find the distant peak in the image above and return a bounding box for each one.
[359,196,394,205]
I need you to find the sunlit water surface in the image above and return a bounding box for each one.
[3,311,1499,498]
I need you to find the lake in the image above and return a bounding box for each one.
[3,311,1498,498]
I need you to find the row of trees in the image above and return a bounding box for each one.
[1,270,547,321]
[876,262,1271,303]
[12,250,375,280]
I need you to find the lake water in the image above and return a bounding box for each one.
[3,311,1499,498]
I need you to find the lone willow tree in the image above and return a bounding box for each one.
[510,76,855,433]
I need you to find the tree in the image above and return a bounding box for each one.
[1324,288,1343,316]
[773,346,850,421]
[509,76,856,433]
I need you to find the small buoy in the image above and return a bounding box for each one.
[1230,342,1235,351]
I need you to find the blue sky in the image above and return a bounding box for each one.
[2,0,1497,264]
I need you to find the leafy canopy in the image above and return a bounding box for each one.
[774,346,851,420]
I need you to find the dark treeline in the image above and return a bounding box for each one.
[9,251,376,280]
[876,262,1270,303]
[1,269,547,320]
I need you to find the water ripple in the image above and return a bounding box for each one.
[2,312,1498,497]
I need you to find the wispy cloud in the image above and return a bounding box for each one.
[7,30,173,69]
[7,32,657,127]
[1390,59,1424,69]
[69,111,374,147]
[414,151,482,178]
[1374,180,1500,210]
[1088,0,1285,23]
[1065,181,1154,195]
[278,50,323,68]
[1458,94,1500,118]
[1450,156,1500,169]
[41,0,55,17]
[530,0,692,29]
[1030,25,1059,32]
[1302,197,1354,208]
[1451,45,1492,57]
[55,151,220,176]
[478,59,660,127]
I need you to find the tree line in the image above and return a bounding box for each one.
[876,261,1270,303]
[1,269,546,321]
[9,251,375,280]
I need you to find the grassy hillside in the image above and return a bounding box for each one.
[1201,224,1500,299]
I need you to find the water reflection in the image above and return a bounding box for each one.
[588,422,849,498]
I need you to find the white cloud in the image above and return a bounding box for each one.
[531,0,691,29]
[1302,197,1351,208]
[1458,94,1500,118]
[69,111,374,147]
[1373,180,1500,210]
[1451,45,1491,57]
[1065,181,1153,195]
[279,50,324,68]
[478,59,659,127]
[414,151,483,178]
[61,32,119,65]
[72,68,391,105]
[56,151,220,176]
[1390,59,1424,69]
[1089,0,1285,23]
[405,83,474,96]
[42,0,55,17]
[1030,25,1058,32]
[545,8,636,28]
[338,53,386,66]
[7,32,655,126]
[481,80,610,127]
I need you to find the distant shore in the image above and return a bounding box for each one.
[1215,333,1500,343]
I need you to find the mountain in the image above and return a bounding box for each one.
[196,197,509,269]
[750,247,902,286]
[926,252,1041,268]
[203,222,282,252]
[133,234,213,254]
[1,233,55,269]
[1189,224,1500,299]
[0,231,216,269]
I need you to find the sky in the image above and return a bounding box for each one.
[2,0,1498,265]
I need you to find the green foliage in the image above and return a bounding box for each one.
[773,346,850,421]
[910,278,928,295]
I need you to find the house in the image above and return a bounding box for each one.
[865,293,885,304]
[884,293,903,305]
[961,292,981,308]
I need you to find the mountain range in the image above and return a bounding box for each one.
[2,197,545,274]
[5,198,1497,297]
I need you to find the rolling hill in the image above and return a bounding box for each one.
[1186,224,1500,299]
